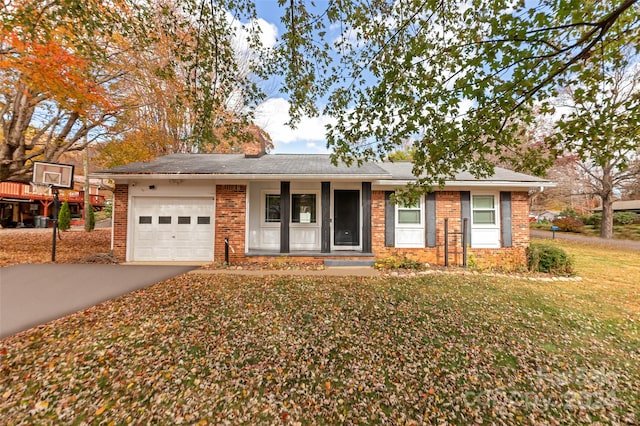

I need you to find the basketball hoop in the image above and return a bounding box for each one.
[31,161,74,262]
[32,161,74,189]
[29,182,52,197]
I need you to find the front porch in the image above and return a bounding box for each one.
[244,250,375,267]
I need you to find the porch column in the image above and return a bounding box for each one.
[362,182,372,253]
[321,182,331,253]
[280,181,290,253]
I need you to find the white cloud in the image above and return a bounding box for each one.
[253,18,278,49]
[254,98,335,152]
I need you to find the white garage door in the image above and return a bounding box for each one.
[132,197,215,261]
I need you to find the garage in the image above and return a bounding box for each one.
[131,197,215,261]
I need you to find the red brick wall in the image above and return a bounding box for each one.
[468,191,530,270]
[372,190,530,270]
[112,184,129,261]
[111,184,530,270]
[512,191,530,247]
[215,185,246,263]
[371,190,386,250]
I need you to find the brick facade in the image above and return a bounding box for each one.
[111,183,530,270]
[467,191,529,270]
[112,184,129,260]
[214,185,246,264]
[372,190,530,270]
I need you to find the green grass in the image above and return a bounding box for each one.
[531,222,640,241]
[582,224,640,240]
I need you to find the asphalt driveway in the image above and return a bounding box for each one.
[0,264,195,339]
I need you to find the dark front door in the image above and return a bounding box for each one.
[334,190,360,246]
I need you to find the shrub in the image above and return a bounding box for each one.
[374,256,425,270]
[527,243,574,276]
[57,201,71,231]
[558,208,580,218]
[103,201,112,218]
[552,216,584,233]
[583,213,602,226]
[613,211,637,225]
[85,204,96,232]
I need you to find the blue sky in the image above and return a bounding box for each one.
[251,1,336,155]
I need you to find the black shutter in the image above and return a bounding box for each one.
[426,192,436,247]
[362,182,372,253]
[280,181,290,253]
[460,191,471,246]
[321,182,331,253]
[384,191,395,247]
[500,192,513,247]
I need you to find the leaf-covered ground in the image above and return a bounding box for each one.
[0,229,112,266]
[1,274,638,424]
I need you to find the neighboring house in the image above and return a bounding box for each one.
[93,144,553,269]
[534,210,560,222]
[0,177,109,228]
[593,200,640,215]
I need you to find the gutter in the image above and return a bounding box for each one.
[373,180,556,188]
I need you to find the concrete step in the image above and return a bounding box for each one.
[323,259,375,267]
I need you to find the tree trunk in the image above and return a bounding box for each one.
[600,192,614,239]
[599,167,615,239]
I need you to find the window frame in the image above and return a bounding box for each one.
[395,198,423,227]
[394,194,425,248]
[471,194,499,228]
[263,193,281,224]
[291,192,319,225]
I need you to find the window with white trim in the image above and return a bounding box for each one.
[395,196,425,248]
[397,201,421,224]
[472,195,496,226]
[264,194,280,223]
[470,193,500,248]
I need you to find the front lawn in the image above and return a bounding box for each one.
[1,271,638,424]
[531,222,640,241]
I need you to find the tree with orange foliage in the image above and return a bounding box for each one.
[0,0,142,182]
[1,0,270,180]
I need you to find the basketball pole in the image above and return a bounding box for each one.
[51,188,59,262]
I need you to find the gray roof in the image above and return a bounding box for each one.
[378,161,551,183]
[95,154,552,185]
[96,154,389,177]
[594,200,640,211]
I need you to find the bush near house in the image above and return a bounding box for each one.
[552,216,585,233]
[526,243,574,276]
[613,211,638,225]
[85,204,96,231]
[585,212,638,227]
[57,201,71,231]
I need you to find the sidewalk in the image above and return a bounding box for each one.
[192,266,380,277]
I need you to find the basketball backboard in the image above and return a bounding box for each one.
[32,162,75,189]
